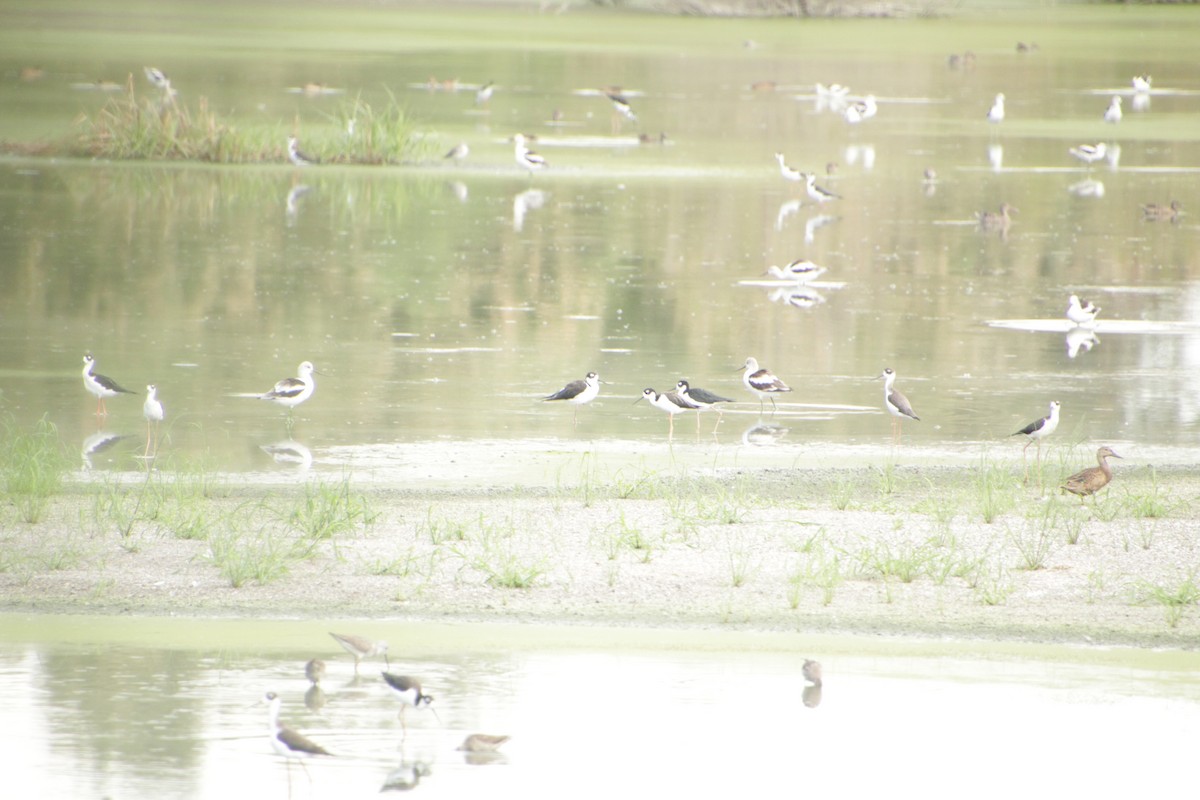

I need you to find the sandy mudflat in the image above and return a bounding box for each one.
[3,451,1198,649]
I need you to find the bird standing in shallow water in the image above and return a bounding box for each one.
[1012,400,1060,483]
[775,152,804,183]
[636,388,694,438]
[1069,142,1107,169]
[82,354,135,416]
[142,384,164,458]
[382,672,437,732]
[987,92,1005,124]
[675,379,734,433]
[543,372,601,426]
[739,357,792,415]
[513,133,546,176]
[1066,295,1101,327]
[262,691,331,787]
[803,172,839,204]
[1104,95,1122,124]
[1060,446,1122,503]
[878,367,919,444]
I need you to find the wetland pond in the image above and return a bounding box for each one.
[2,2,1200,797]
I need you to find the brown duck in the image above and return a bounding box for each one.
[1060,446,1122,501]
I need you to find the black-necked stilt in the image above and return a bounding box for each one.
[82,354,135,416]
[774,152,804,183]
[1060,446,1122,503]
[1141,200,1182,222]
[843,94,877,123]
[475,81,494,105]
[458,733,510,753]
[382,672,437,731]
[1012,400,1060,482]
[739,357,792,415]
[286,136,315,167]
[605,91,637,123]
[977,202,1016,232]
[1104,95,1122,124]
[329,631,388,672]
[305,658,326,686]
[142,384,164,458]
[263,691,332,775]
[635,388,693,438]
[803,172,839,204]
[260,361,316,411]
[1132,74,1152,92]
[675,380,734,433]
[765,258,827,282]
[443,142,469,162]
[1069,142,1107,169]
[543,371,601,426]
[878,367,919,444]
[1066,294,1100,326]
[987,92,1005,124]
[513,134,546,176]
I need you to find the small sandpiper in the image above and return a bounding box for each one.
[443,142,469,162]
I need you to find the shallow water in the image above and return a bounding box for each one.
[2,3,1200,476]
[2,615,1199,799]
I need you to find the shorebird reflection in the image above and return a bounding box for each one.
[741,422,789,447]
[82,431,129,469]
[513,188,547,232]
[1066,326,1099,359]
[260,440,313,469]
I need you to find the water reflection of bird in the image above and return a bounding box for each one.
[878,367,919,444]
[381,761,432,792]
[543,372,601,426]
[260,440,313,468]
[1012,400,1060,483]
[513,133,546,176]
[329,632,389,672]
[1060,446,1122,503]
[1103,95,1122,124]
[1066,326,1099,359]
[765,259,827,283]
[636,388,694,438]
[768,286,826,309]
[675,380,734,433]
[804,213,838,243]
[263,691,332,777]
[142,384,164,458]
[1069,142,1106,168]
[739,357,792,415]
[82,354,135,416]
[741,422,788,447]
[512,188,546,232]
[1066,295,1100,326]
[1141,200,1182,222]
[1068,179,1105,198]
[82,431,129,469]
[285,184,311,223]
[382,672,436,732]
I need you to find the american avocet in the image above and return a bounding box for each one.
[1141,200,1182,222]
[1069,142,1107,168]
[475,81,494,105]
[382,672,437,732]
[443,142,469,162]
[286,136,315,167]
[878,367,919,444]
[329,632,388,672]
[543,371,601,426]
[1012,400,1060,483]
[458,734,510,753]
[513,134,546,175]
[843,94,877,123]
[1060,446,1122,503]
[977,202,1016,232]
[142,384,164,458]
[1066,294,1100,326]
[987,92,1005,124]
[739,357,792,415]
[774,152,804,183]
[82,354,135,416]
[803,172,839,204]
[1132,75,1152,93]
[1103,95,1122,124]
[260,361,316,414]
[675,380,734,433]
[143,66,171,92]
[635,388,694,437]
[263,691,332,778]
[765,258,827,282]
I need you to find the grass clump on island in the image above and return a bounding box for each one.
[65,77,428,165]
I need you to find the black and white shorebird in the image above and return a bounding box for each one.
[143,66,177,101]
[774,152,804,183]
[1132,74,1152,93]
[635,388,695,438]
[142,384,164,458]
[987,92,1005,124]
[739,357,792,415]
[329,632,388,672]
[262,691,332,780]
[82,354,135,416]
[1066,294,1101,327]
[286,136,315,167]
[878,367,919,444]
[605,90,637,123]
[543,371,601,426]
[1104,95,1122,124]
[259,361,316,412]
[1012,400,1060,482]
[1069,142,1107,169]
[765,258,827,283]
[675,380,734,433]
[475,81,494,105]
[382,672,437,731]
[513,134,546,176]
[803,172,839,204]
[843,94,877,124]
[443,141,469,162]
